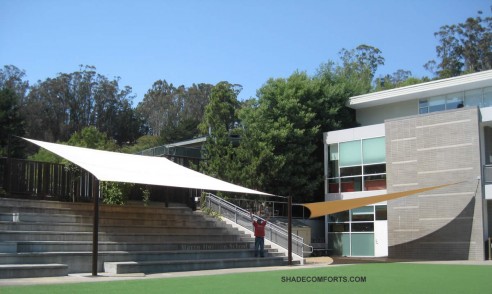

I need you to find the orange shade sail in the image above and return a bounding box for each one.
[303,182,461,219]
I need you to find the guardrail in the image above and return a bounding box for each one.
[136,145,202,159]
[203,193,313,258]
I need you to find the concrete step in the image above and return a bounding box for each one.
[0,207,195,221]
[0,198,192,215]
[0,249,282,265]
[104,257,289,274]
[0,263,68,279]
[12,241,256,253]
[0,222,237,235]
[0,199,195,221]
[0,231,250,243]
[0,212,220,227]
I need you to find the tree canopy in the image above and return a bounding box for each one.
[24,66,145,145]
[0,88,25,158]
[425,8,492,78]
[136,81,212,144]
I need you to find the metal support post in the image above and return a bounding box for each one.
[91,176,100,276]
[288,196,292,265]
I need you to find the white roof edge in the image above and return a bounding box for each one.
[349,70,492,109]
[165,136,207,148]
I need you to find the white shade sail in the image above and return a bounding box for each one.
[23,138,271,196]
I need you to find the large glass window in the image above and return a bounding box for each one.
[327,137,386,193]
[327,233,350,256]
[429,96,446,112]
[363,137,385,164]
[351,233,374,256]
[465,89,482,107]
[339,141,361,167]
[446,92,464,109]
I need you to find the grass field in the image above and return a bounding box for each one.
[1,263,492,294]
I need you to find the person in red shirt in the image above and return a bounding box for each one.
[250,211,270,257]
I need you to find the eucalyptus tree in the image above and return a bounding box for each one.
[425,8,492,78]
[23,66,142,144]
[0,65,29,102]
[136,81,212,143]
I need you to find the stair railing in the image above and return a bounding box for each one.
[203,192,313,258]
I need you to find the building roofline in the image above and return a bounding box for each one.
[349,70,492,109]
[165,136,207,148]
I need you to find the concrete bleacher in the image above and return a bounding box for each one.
[0,197,289,278]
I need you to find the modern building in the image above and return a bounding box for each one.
[324,70,492,260]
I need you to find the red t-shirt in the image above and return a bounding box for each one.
[253,220,267,237]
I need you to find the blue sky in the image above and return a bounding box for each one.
[1,0,490,105]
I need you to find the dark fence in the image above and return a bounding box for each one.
[0,157,95,202]
[0,157,199,208]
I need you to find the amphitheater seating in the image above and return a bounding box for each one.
[0,198,289,278]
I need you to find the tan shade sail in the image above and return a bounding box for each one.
[303,182,460,218]
[23,138,271,196]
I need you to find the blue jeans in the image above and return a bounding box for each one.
[254,237,265,257]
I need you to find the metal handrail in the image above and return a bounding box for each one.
[136,145,202,159]
[204,193,313,257]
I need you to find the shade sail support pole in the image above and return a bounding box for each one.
[91,176,100,276]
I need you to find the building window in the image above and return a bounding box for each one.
[465,89,482,107]
[351,206,374,222]
[419,86,492,114]
[339,141,362,166]
[375,205,387,220]
[484,87,492,107]
[446,92,464,109]
[327,137,386,193]
[327,205,383,257]
[419,99,429,114]
[429,95,446,112]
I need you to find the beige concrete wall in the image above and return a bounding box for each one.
[356,100,418,126]
[385,108,485,260]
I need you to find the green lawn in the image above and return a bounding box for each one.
[1,263,491,294]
